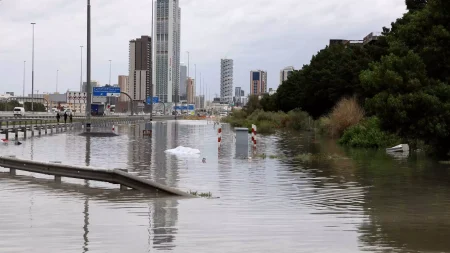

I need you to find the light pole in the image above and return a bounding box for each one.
[80,46,83,92]
[23,61,26,98]
[86,0,92,130]
[108,60,112,86]
[31,22,36,112]
[186,51,190,77]
[108,60,112,108]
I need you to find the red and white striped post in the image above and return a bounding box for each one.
[218,124,222,149]
[251,124,257,149]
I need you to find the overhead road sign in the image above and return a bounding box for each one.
[93,87,120,97]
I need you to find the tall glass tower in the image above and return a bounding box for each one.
[153,0,181,103]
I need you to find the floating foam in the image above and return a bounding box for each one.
[165,146,201,157]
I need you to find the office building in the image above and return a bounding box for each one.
[195,95,205,109]
[118,75,129,102]
[153,0,181,103]
[235,87,241,97]
[180,63,187,100]
[129,35,152,101]
[280,66,294,86]
[186,78,195,104]
[220,59,233,103]
[82,80,100,93]
[250,70,267,95]
[240,90,244,97]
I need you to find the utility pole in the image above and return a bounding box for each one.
[86,0,92,130]
[23,61,26,98]
[80,46,83,92]
[108,60,112,86]
[31,22,36,112]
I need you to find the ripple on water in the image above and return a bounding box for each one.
[1,121,450,252]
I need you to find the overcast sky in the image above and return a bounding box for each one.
[0,0,406,99]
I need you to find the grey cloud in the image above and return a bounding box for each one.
[0,0,406,97]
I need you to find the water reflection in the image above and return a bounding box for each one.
[3,122,450,252]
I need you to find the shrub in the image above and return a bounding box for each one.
[316,116,331,135]
[339,117,402,148]
[286,109,311,131]
[257,120,277,134]
[329,97,364,137]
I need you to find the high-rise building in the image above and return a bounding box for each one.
[118,75,129,102]
[195,95,205,109]
[250,70,267,95]
[240,90,244,97]
[82,80,100,93]
[280,66,294,86]
[129,36,152,101]
[153,0,181,103]
[235,87,241,97]
[220,59,233,103]
[180,64,187,100]
[186,78,195,104]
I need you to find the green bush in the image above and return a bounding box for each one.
[286,109,311,131]
[257,120,277,134]
[316,116,331,135]
[339,117,402,148]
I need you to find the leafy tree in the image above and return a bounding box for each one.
[405,0,427,11]
[361,51,450,156]
[260,94,278,112]
[387,0,450,82]
[277,44,377,118]
[24,102,46,112]
[245,95,262,115]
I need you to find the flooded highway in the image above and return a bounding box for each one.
[1,120,450,253]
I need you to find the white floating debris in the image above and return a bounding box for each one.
[165,146,201,157]
[386,144,409,153]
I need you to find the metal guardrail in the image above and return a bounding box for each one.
[0,156,192,197]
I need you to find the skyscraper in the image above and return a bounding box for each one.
[118,75,129,102]
[128,36,152,101]
[186,78,195,104]
[280,66,294,86]
[180,63,187,100]
[250,70,267,95]
[220,59,233,103]
[153,0,181,103]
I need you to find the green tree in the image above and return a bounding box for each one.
[386,0,450,82]
[260,94,278,112]
[361,51,450,156]
[245,95,262,115]
[24,102,46,112]
[277,44,378,118]
[405,0,427,11]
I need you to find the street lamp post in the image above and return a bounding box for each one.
[86,0,92,130]
[31,22,36,112]
[80,46,83,92]
[108,60,112,86]
[23,61,26,98]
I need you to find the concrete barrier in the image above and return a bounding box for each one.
[0,156,193,197]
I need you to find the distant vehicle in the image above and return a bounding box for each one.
[13,107,25,117]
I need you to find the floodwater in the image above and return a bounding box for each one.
[1,120,450,253]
